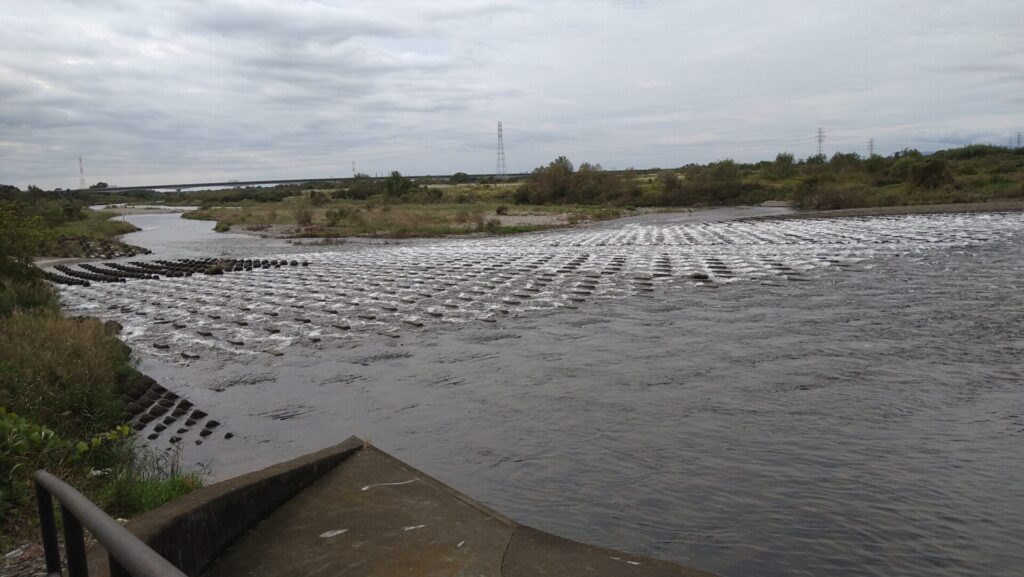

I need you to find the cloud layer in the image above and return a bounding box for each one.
[2,0,1022,188]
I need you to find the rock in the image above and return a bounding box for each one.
[690,272,710,280]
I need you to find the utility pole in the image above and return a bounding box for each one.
[868,138,875,157]
[816,127,826,157]
[496,122,507,180]
[78,157,86,192]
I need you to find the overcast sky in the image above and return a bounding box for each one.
[1,0,1021,189]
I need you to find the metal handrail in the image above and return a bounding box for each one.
[34,470,188,577]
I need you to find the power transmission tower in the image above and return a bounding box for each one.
[78,157,86,191]
[868,138,875,157]
[816,127,826,157]
[496,122,506,180]
[352,161,356,177]
[1017,131,1022,149]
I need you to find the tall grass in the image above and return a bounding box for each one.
[0,278,58,318]
[0,312,131,439]
[94,439,204,517]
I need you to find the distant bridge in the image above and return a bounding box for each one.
[86,177,349,193]
[87,173,526,193]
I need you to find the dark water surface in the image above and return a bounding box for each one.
[59,208,1024,577]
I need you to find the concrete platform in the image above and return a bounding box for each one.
[202,446,715,577]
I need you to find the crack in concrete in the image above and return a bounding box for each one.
[499,525,519,576]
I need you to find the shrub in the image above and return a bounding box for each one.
[293,202,314,226]
[325,207,348,226]
[495,204,509,215]
[213,221,231,232]
[909,159,955,189]
[309,190,330,207]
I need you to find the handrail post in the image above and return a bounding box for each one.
[35,483,62,576]
[61,503,89,577]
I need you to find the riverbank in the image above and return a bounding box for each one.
[2,226,203,554]
[744,198,1024,221]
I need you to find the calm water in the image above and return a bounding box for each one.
[58,208,1024,577]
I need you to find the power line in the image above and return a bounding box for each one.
[496,121,506,180]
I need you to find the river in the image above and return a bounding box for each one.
[57,207,1024,577]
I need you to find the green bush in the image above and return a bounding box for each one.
[325,207,349,226]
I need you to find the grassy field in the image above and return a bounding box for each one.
[47,210,138,241]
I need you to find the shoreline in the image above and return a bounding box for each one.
[744,199,1024,221]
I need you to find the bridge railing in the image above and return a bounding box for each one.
[34,470,187,577]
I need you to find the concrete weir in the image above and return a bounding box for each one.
[86,437,716,577]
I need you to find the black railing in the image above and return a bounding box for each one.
[34,470,188,577]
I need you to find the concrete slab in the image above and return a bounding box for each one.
[203,445,716,577]
[503,527,716,577]
[203,447,514,577]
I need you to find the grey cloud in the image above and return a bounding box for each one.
[2,0,1022,188]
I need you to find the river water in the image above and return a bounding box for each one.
[58,208,1024,577]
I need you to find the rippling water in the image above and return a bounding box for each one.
[58,208,1024,577]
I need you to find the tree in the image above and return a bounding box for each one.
[830,152,862,173]
[383,171,413,198]
[707,159,740,185]
[89,182,109,189]
[770,153,797,179]
[519,156,575,204]
[910,159,955,189]
[450,172,471,184]
[658,170,682,193]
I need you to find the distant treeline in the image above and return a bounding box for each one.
[516,145,1024,209]
[5,144,1022,211]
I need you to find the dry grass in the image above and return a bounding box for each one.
[186,198,628,238]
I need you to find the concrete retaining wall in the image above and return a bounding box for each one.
[88,436,363,577]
